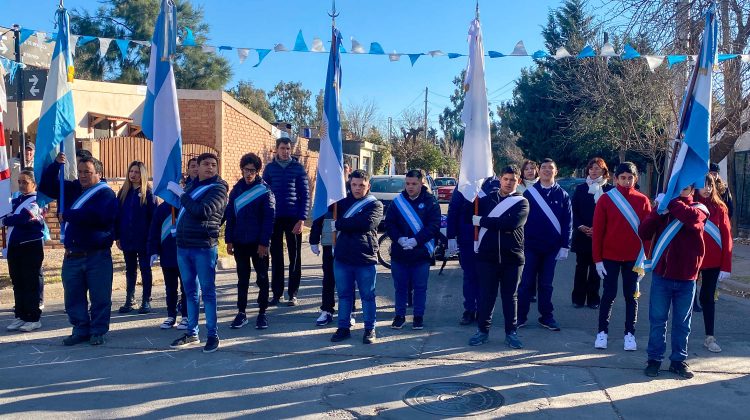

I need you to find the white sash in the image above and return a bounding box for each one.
[393,193,434,255]
[176,184,216,225]
[343,194,377,218]
[474,195,525,253]
[2,194,40,258]
[526,185,561,234]
[63,182,110,239]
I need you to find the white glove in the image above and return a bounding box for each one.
[398,237,409,247]
[718,271,730,282]
[654,193,666,207]
[167,181,184,198]
[595,262,607,279]
[405,238,418,249]
[637,273,645,282]
[311,244,320,256]
[149,254,159,267]
[555,248,569,261]
[330,220,337,232]
[447,239,458,256]
[472,216,482,226]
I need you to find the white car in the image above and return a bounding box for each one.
[369,175,436,230]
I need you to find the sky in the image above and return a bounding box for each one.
[3,0,566,130]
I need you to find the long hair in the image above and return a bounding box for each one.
[586,157,610,180]
[701,174,727,212]
[520,160,539,180]
[118,161,151,206]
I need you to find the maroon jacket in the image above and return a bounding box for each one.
[638,195,707,281]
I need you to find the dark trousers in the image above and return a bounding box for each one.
[458,242,479,313]
[476,259,522,334]
[61,249,113,336]
[518,248,557,323]
[572,248,600,306]
[598,260,638,335]
[235,243,270,314]
[9,241,44,322]
[39,272,45,304]
[163,266,186,318]
[124,250,153,301]
[699,268,720,336]
[270,217,302,299]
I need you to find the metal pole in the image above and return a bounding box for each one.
[12,25,27,168]
[424,87,428,141]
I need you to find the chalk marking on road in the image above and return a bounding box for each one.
[144,336,154,346]
[30,345,43,354]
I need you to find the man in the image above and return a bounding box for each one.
[517,158,572,331]
[39,152,118,346]
[386,169,440,330]
[468,166,529,348]
[263,137,310,306]
[10,142,35,195]
[639,186,707,379]
[168,153,228,353]
[330,170,383,344]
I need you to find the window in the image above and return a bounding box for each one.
[370,177,405,193]
[362,156,371,173]
[93,119,112,138]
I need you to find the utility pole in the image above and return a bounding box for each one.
[388,117,392,142]
[423,87,428,142]
[12,24,27,167]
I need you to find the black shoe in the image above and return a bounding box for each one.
[171,334,200,349]
[118,302,134,313]
[669,361,694,379]
[391,315,406,329]
[645,360,661,377]
[256,313,269,329]
[539,317,561,331]
[363,329,376,344]
[530,296,537,303]
[138,301,152,314]
[330,328,351,342]
[459,311,476,326]
[90,334,105,345]
[412,316,424,330]
[203,335,220,353]
[287,297,298,306]
[230,312,248,329]
[63,334,90,346]
[268,297,280,307]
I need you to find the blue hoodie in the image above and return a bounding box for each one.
[522,182,572,253]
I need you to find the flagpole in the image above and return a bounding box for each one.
[329,0,339,247]
[57,2,66,237]
[473,0,480,244]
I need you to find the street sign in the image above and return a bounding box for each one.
[0,26,53,69]
[3,69,48,102]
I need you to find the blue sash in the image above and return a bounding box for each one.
[704,220,721,249]
[606,189,646,274]
[645,203,709,272]
[234,184,268,215]
[393,194,434,255]
[343,194,377,218]
[161,214,175,243]
[177,184,216,225]
[63,182,109,239]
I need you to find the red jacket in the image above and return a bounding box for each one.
[592,185,651,263]
[695,194,732,272]
[639,196,707,281]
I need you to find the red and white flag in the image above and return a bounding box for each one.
[0,64,12,216]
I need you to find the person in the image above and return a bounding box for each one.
[3,170,46,332]
[10,143,35,196]
[116,161,157,314]
[571,158,612,309]
[709,163,733,219]
[329,170,383,344]
[39,152,118,346]
[640,185,708,379]
[694,174,733,353]
[148,201,188,330]
[184,157,199,188]
[591,162,651,351]
[386,169,441,330]
[468,165,529,348]
[516,159,539,303]
[225,153,275,330]
[517,158,572,331]
[168,153,228,353]
[263,137,310,306]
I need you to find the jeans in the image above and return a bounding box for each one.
[9,241,44,322]
[124,250,153,301]
[598,260,639,335]
[177,246,219,338]
[163,266,186,318]
[270,216,302,300]
[518,248,557,323]
[334,261,376,330]
[476,259,522,334]
[458,242,479,312]
[647,274,696,362]
[572,248,600,306]
[61,249,113,336]
[391,260,430,317]
[699,268,720,336]
[234,243,270,314]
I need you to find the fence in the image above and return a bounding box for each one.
[97,136,219,178]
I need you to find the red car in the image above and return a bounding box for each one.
[434,177,457,202]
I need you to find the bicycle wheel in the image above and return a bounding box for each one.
[377,233,392,269]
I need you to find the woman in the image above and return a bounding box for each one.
[4,170,46,332]
[516,160,539,194]
[117,161,156,314]
[571,157,612,309]
[694,174,732,353]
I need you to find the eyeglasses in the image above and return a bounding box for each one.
[242,168,258,174]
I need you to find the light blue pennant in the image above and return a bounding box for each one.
[19,29,35,46]
[408,54,422,66]
[532,50,548,59]
[182,27,196,46]
[115,39,130,59]
[488,51,504,58]
[577,45,596,58]
[254,49,271,67]
[369,42,385,55]
[293,30,308,52]
[667,55,687,68]
[622,44,640,60]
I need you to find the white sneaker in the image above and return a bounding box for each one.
[160,317,176,329]
[18,321,42,332]
[595,331,608,349]
[624,333,637,351]
[704,336,722,353]
[176,317,188,330]
[6,318,25,331]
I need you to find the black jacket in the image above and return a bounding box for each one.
[176,175,228,249]
[225,177,275,247]
[262,157,310,220]
[386,186,441,263]
[116,187,156,252]
[476,191,529,265]
[3,193,45,247]
[446,177,500,248]
[333,194,383,266]
[571,182,613,253]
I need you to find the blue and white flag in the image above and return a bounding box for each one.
[34,6,77,207]
[311,27,346,221]
[142,0,182,208]
[659,4,718,213]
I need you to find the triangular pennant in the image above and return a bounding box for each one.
[115,39,130,60]
[237,48,250,64]
[741,54,750,63]
[622,44,641,60]
[201,45,217,54]
[369,42,385,55]
[510,40,527,56]
[600,42,617,57]
[488,51,504,58]
[134,40,150,47]
[553,47,571,60]
[218,46,233,51]
[718,53,739,62]
[447,53,463,59]
[77,35,97,46]
[408,54,422,66]
[19,28,35,46]
[340,44,346,54]
[351,37,365,53]
[643,55,665,71]
[428,50,445,57]
[577,45,596,58]
[70,35,79,56]
[254,49,271,67]
[311,37,325,52]
[98,38,113,57]
[293,30,308,52]
[532,50,548,59]
[667,55,687,68]
[274,43,288,52]
[388,51,401,61]
[183,27,196,46]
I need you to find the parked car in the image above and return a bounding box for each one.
[556,177,586,196]
[369,174,436,230]
[434,177,458,202]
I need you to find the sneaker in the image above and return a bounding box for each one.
[624,333,637,351]
[89,334,105,345]
[138,301,152,314]
[176,317,189,330]
[18,321,42,332]
[39,302,45,310]
[63,334,90,346]
[268,297,281,307]
[203,335,220,353]
[704,336,722,353]
[595,331,608,349]
[349,316,356,328]
[391,315,406,329]
[363,329,376,344]
[505,332,524,349]
[316,311,333,327]
[170,334,200,349]
[469,331,489,346]
[412,316,424,330]
[6,318,25,331]
[645,360,661,377]
[539,318,561,331]
[669,361,695,379]
[118,302,135,313]
[256,313,269,330]
[160,317,176,329]
[459,311,476,326]
[517,319,527,329]
[330,328,351,342]
[230,312,248,329]
[287,297,298,306]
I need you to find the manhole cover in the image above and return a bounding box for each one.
[403,382,504,416]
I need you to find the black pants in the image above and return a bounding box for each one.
[163,266,187,318]
[9,241,44,322]
[270,217,302,300]
[476,259,522,334]
[235,243,270,314]
[572,249,600,306]
[598,260,638,335]
[699,268,720,336]
[124,250,153,301]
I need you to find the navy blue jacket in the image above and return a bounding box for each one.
[446,177,500,249]
[116,187,156,251]
[475,191,529,265]
[147,202,179,268]
[39,161,118,252]
[225,177,275,247]
[571,182,613,253]
[523,182,573,253]
[176,175,229,249]
[386,186,442,263]
[3,193,45,247]
[333,194,383,266]
[262,157,310,220]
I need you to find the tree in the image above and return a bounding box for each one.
[226,81,274,122]
[439,70,466,143]
[267,81,314,136]
[345,99,379,140]
[364,126,391,174]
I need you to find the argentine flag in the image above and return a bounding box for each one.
[659,4,718,213]
[142,0,182,208]
[34,6,77,207]
[311,27,346,221]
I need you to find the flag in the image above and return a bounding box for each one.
[142,0,182,208]
[659,4,718,213]
[457,18,493,202]
[0,62,12,216]
[311,27,346,221]
[34,6,77,207]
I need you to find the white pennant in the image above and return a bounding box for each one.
[237,48,250,64]
[741,54,750,63]
[388,50,401,61]
[134,40,150,47]
[553,47,571,60]
[311,38,325,52]
[350,38,365,54]
[70,35,79,56]
[510,40,527,56]
[644,55,665,71]
[98,38,113,57]
[274,43,288,52]
[600,42,618,57]
[428,50,445,57]
[202,45,217,54]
